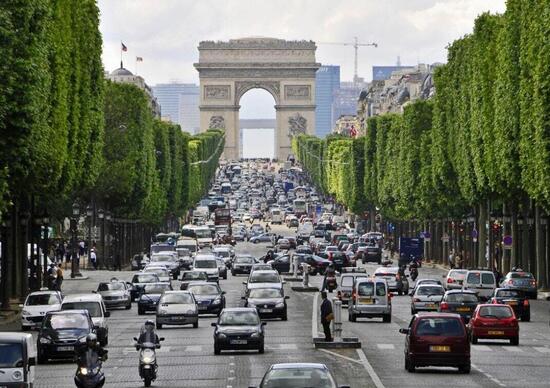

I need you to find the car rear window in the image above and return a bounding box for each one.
[415,318,464,336]
[357,282,374,296]
[481,273,495,285]
[416,286,444,296]
[341,277,354,287]
[510,272,534,279]
[479,305,513,318]
[376,283,387,296]
[445,293,478,303]
[466,272,481,284]
[496,289,521,298]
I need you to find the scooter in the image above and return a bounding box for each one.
[134,336,164,387]
[74,349,107,388]
[325,274,337,292]
[409,261,419,282]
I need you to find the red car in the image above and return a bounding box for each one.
[399,313,470,373]
[468,304,519,345]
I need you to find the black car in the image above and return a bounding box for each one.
[289,219,299,228]
[187,282,226,316]
[180,271,208,290]
[244,287,289,320]
[490,288,531,321]
[137,282,173,315]
[37,310,94,364]
[304,254,331,275]
[212,308,266,354]
[330,252,350,271]
[130,272,160,301]
[232,255,256,276]
[363,246,382,264]
[438,290,479,323]
[268,254,291,273]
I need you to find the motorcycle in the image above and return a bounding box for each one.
[74,348,107,388]
[134,336,164,387]
[325,274,337,292]
[409,261,419,282]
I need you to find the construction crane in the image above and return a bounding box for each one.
[318,37,378,83]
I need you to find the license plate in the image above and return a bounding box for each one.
[488,330,504,335]
[426,303,436,308]
[172,316,184,320]
[260,308,273,313]
[359,297,373,304]
[198,306,207,310]
[57,346,73,352]
[430,345,450,352]
[230,340,247,345]
[457,307,470,312]
[506,301,517,306]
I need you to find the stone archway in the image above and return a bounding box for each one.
[194,37,320,160]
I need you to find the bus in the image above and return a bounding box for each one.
[221,182,232,194]
[181,224,213,248]
[293,199,307,216]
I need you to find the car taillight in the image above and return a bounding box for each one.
[440,302,449,310]
[530,280,536,286]
[523,299,529,307]
[352,291,356,301]
[491,298,498,304]
[447,278,454,283]
[508,280,514,285]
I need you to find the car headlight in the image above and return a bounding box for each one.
[251,332,261,338]
[78,336,87,344]
[186,309,196,315]
[80,367,88,376]
[39,337,51,344]
[21,309,31,316]
[217,332,226,339]
[212,298,221,305]
[275,302,285,308]
[158,309,167,315]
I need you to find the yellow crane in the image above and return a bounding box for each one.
[318,37,378,83]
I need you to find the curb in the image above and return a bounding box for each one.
[291,286,319,292]
[65,276,90,281]
[313,337,362,349]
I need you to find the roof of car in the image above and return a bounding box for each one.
[445,289,477,294]
[62,293,103,302]
[46,309,90,316]
[162,290,192,295]
[221,307,257,313]
[414,312,462,319]
[0,332,33,342]
[27,290,60,296]
[270,363,328,370]
[250,270,278,274]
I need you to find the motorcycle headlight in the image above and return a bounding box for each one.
[39,337,51,344]
[80,367,88,375]
[275,302,285,308]
[140,348,156,364]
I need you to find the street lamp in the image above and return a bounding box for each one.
[86,205,93,270]
[105,212,112,269]
[98,209,104,269]
[42,214,49,288]
[70,202,81,278]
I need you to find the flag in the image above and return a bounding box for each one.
[350,125,357,138]
[121,42,127,52]
[136,56,143,62]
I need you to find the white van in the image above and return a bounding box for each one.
[0,333,36,387]
[270,208,283,225]
[61,294,110,346]
[462,270,496,301]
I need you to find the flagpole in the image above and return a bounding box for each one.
[120,41,122,66]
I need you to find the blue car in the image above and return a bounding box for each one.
[137,282,173,315]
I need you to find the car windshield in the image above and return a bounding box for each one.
[416,286,444,296]
[237,257,255,264]
[479,306,513,318]
[143,284,171,294]
[151,255,174,262]
[194,260,217,269]
[62,302,102,317]
[183,272,207,280]
[188,284,219,295]
[160,293,194,304]
[216,251,230,257]
[97,282,125,291]
[249,289,282,298]
[261,367,336,388]
[0,343,23,368]
[415,318,464,336]
[446,293,478,303]
[46,314,90,330]
[133,274,158,283]
[375,272,395,277]
[144,268,169,276]
[496,289,521,298]
[26,293,59,306]
[219,310,260,326]
[250,273,279,283]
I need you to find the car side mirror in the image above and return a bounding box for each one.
[211,322,218,327]
[159,337,165,341]
[285,296,290,300]
[104,311,110,318]
[221,291,226,295]
[92,290,97,294]
[133,337,138,342]
[243,281,247,285]
[28,357,36,366]
[399,328,409,334]
[261,322,267,326]
[241,296,246,300]
[282,281,286,284]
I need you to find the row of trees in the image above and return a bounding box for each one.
[293,0,549,287]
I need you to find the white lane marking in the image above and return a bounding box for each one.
[473,345,492,352]
[185,345,202,352]
[319,349,362,365]
[312,291,319,339]
[472,363,506,387]
[502,346,522,352]
[533,346,550,353]
[277,343,298,350]
[376,344,395,350]
[356,349,385,388]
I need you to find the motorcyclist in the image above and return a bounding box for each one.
[322,263,336,291]
[75,333,108,362]
[136,320,161,349]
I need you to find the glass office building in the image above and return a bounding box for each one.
[152,83,200,133]
[315,65,340,138]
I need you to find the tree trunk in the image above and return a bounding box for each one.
[521,199,530,271]
[535,205,545,290]
[478,203,488,269]
[511,202,518,269]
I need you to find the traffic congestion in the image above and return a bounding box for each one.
[1,159,549,388]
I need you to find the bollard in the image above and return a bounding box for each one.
[301,263,309,287]
[332,298,342,341]
[293,254,299,278]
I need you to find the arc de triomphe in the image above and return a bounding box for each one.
[194,37,320,160]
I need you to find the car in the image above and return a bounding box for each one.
[374,267,407,295]
[409,278,443,296]
[499,271,537,299]
[468,304,519,345]
[444,269,468,290]
[61,294,110,346]
[267,254,292,273]
[253,363,350,388]
[142,266,171,283]
[400,313,470,373]
[211,308,266,354]
[490,288,531,321]
[295,245,313,255]
[276,238,291,251]
[192,255,220,282]
[180,271,208,290]
[463,270,496,301]
[130,272,160,301]
[232,228,247,241]
[337,271,369,306]
[249,233,276,244]
[410,284,445,314]
[244,270,284,296]
[37,310,94,364]
[149,253,180,279]
[251,263,273,273]
[96,281,132,310]
[20,290,63,331]
[0,333,37,387]
[438,290,479,323]
[348,278,392,323]
[328,251,350,271]
[289,218,300,228]
[137,282,173,315]
[215,257,228,280]
[244,287,289,321]
[232,255,257,275]
[187,281,226,316]
[156,291,199,329]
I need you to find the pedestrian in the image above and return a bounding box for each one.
[90,248,97,270]
[448,250,454,269]
[55,265,64,291]
[320,291,333,342]
[114,253,121,271]
[79,240,85,258]
[47,263,57,290]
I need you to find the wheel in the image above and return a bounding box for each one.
[259,343,264,354]
[223,274,227,280]
[138,307,144,315]
[510,336,519,346]
[411,307,416,315]
[37,348,47,365]
[398,290,403,296]
[471,335,478,344]
[231,270,235,276]
[144,377,151,387]
[125,303,132,310]
[101,336,108,347]
[362,259,366,264]
[383,314,391,323]
[522,312,531,322]
[282,311,288,321]
[405,357,415,373]
[157,323,163,329]
[193,321,198,328]
[173,273,178,280]
[459,362,471,374]
[214,343,221,355]
[349,311,356,322]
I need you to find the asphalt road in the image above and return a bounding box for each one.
[2,222,550,387]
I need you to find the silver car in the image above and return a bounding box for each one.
[410,284,445,314]
[445,269,468,290]
[348,278,391,323]
[96,281,131,310]
[156,291,199,329]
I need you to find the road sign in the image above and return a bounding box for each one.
[423,231,431,242]
[503,235,513,249]
[472,228,478,243]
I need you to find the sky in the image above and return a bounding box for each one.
[98,0,506,156]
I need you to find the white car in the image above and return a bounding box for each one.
[244,270,285,295]
[156,291,199,329]
[142,266,171,283]
[192,255,220,282]
[61,293,110,346]
[410,284,445,314]
[20,290,63,331]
